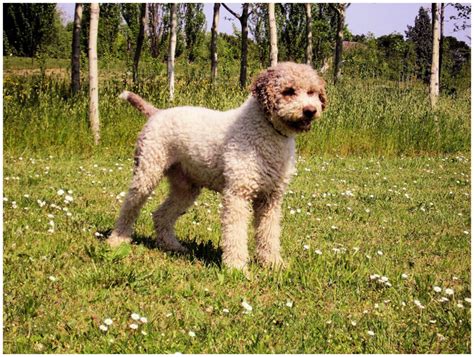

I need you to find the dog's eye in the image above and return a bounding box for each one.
[307,90,315,96]
[282,87,295,97]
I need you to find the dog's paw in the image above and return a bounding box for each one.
[258,254,286,270]
[106,233,132,248]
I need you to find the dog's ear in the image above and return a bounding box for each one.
[251,68,278,114]
[318,78,328,111]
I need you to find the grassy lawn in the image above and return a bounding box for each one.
[3,151,470,353]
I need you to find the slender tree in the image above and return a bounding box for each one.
[71,3,83,95]
[211,3,220,83]
[305,3,312,65]
[168,3,178,101]
[132,3,147,84]
[223,3,250,88]
[148,3,162,58]
[439,3,445,87]
[268,3,278,67]
[332,3,349,84]
[430,3,441,107]
[88,3,100,145]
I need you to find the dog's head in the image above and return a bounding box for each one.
[251,62,327,135]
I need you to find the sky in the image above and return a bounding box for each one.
[57,3,471,45]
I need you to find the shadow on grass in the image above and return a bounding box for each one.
[96,229,222,267]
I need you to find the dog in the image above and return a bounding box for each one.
[107,62,327,270]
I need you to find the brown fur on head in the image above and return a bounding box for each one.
[251,62,327,134]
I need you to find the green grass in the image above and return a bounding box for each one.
[3,153,471,353]
[3,58,471,353]
[3,57,471,157]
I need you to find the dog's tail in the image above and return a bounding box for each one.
[119,90,160,118]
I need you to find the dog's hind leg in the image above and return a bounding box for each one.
[152,165,201,253]
[107,147,167,248]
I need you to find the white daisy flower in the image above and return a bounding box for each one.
[414,299,425,309]
[242,300,253,312]
[129,323,139,330]
[99,324,108,332]
[104,318,113,326]
[433,286,442,293]
[367,330,375,336]
[131,313,140,321]
[188,330,196,337]
[445,288,454,296]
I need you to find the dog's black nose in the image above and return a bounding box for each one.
[303,105,317,119]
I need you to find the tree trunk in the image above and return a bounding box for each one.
[333,4,346,85]
[133,3,147,84]
[222,3,249,88]
[211,3,220,83]
[305,3,313,65]
[88,3,100,145]
[430,3,440,108]
[149,4,161,58]
[268,3,278,67]
[168,3,177,101]
[240,4,249,88]
[439,3,444,90]
[71,3,83,95]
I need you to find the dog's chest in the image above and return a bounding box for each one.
[257,140,295,191]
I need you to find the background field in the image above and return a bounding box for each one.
[3,55,472,353]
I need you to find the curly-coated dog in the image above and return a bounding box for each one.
[107,62,327,270]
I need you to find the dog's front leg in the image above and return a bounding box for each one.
[220,191,252,270]
[253,193,285,268]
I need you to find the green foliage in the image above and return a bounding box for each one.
[249,4,270,67]
[81,4,122,58]
[3,60,470,157]
[183,4,206,62]
[440,36,471,93]
[311,4,337,68]
[405,7,433,83]
[3,3,58,57]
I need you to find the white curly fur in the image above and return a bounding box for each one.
[107,62,327,270]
